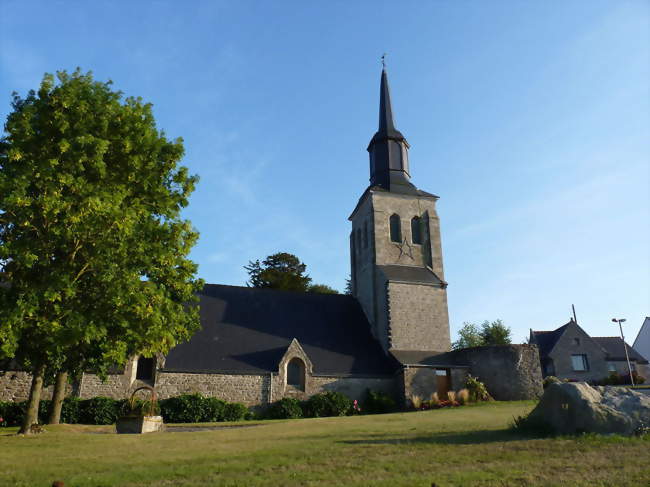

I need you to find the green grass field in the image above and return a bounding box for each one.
[1,401,648,486]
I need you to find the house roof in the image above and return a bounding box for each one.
[378,265,444,286]
[531,323,570,357]
[592,337,649,364]
[163,284,400,376]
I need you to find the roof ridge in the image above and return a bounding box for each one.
[202,283,348,298]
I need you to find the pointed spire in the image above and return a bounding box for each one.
[378,68,397,134]
[367,65,411,191]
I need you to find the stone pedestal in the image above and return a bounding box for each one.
[116,415,165,434]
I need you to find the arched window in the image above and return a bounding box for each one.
[287,358,305,391]
[389,214,401,243]
[411,216,422,245]
[363,222,369,249]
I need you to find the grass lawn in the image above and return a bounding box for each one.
[1,401,648,486]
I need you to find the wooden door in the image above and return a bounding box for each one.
[436,369,451,400]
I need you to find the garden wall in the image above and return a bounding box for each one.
[451,344,543,400]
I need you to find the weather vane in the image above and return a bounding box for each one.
[381,53,386,68]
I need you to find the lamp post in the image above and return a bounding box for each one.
[612,318,635,386]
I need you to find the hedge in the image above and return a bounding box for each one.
[0,393,248,426]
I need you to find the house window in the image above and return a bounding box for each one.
[136,356,155,381]
[411,216,422,245]
[287,358,305,391]
[389,214,401,243]
[571,354,589,372]
[607,362,617,372]
[573,338,580,346]
[356,228,362,253]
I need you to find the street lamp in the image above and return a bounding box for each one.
[612,318,635,386]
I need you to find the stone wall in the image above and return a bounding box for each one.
[156,372,270,405]
[387,282,450,351]
[0,370,76,402]
[450,345,543,400]
[310,375,396,402]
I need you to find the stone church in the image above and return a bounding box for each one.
[1,69,543,406]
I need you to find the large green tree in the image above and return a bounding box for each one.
[245,252,338,294]
[0,70,203,434]
[451,320,512,350]
[245,252,312,291]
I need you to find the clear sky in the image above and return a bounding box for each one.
[1,0,648,344]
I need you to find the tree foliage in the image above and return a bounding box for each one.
[0,70,203,429]
[451,320,512,350]
[479,319,511,346]
[307,283,339,294]
[245,252,311,291]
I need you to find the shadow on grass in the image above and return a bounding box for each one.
[340,428,539,446]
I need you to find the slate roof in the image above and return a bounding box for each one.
[163,284,400,376]
[531,323,649,364]
[378,265,444,286]
[530,323,570,357]
[390,350,463,367]
[592,337,649,364]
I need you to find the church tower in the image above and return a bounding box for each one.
[349,67,450,354]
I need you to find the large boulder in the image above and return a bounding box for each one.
[527,382,650,435]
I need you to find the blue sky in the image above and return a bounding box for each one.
[1,0,648,343]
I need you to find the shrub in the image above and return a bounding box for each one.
[78,397,120,425]
[159,394,206,423]
[429,392,440,407]
[304,392,352,418]
[363,389,397,414]
[60,397,82,423]
[121,396,160,417]
[543,376,563,388]
[447,391,457,403]
[0,400,25,426]
[409,394,422,410]
[203,397,227,422]
[265,398,303,419]
[465,375,492,402]
[222,402,248,422]
[596,371,646,386]
[457,389,470,405]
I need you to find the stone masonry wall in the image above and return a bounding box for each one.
[450,345,543,400]
[387,282,450,351]
[156,372,270,405]
[310,375,396,402]
[371,191,443,277]
[0,370,78,402]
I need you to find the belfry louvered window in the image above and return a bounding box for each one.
[411,216,422,244]
[389,214,401,243]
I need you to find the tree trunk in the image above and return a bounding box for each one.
[48,371,68,424]
[18,363,46,434]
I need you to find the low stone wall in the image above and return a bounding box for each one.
[77,373,131,399]
[0,370,75,402]
[309,375,396,402]
[156,372,271,406]
[450,345,543,400]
